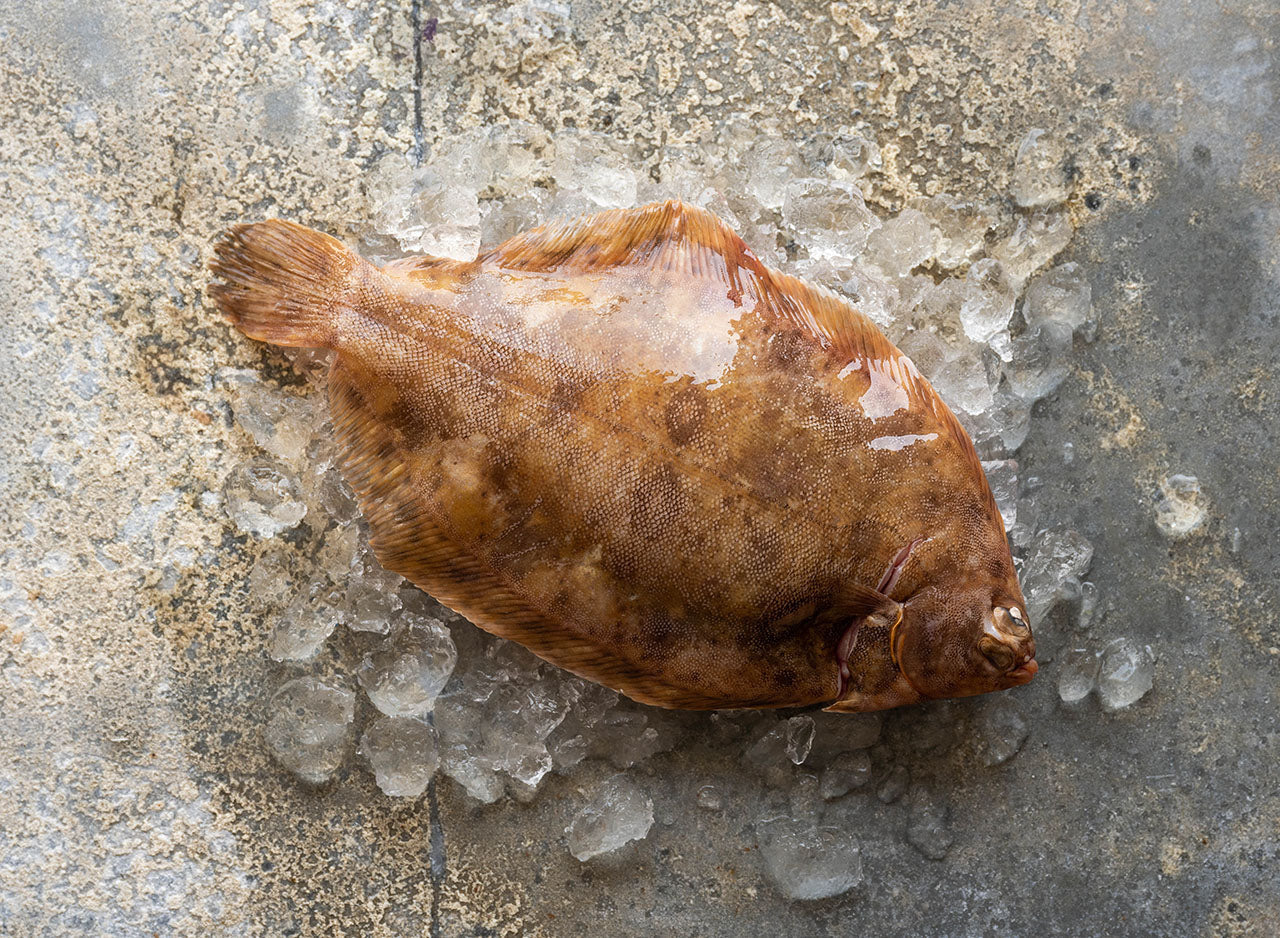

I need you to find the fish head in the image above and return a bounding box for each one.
[892,586,1037,700]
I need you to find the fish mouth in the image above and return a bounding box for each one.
[1006,658,1038,684]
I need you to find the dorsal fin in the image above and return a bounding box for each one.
[481,199,905,367]
[382,254,478,289]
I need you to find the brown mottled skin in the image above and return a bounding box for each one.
[209,200,1036,712]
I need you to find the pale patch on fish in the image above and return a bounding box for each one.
[867,433,938,451]
[859,360,910,420]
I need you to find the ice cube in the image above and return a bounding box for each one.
[744,136,806,210]
[359,716,439,798]
[598,710,667,769]
[547,681,621,769]
[993,209,1072,289]
[223,462,307,538]
[863,208,938,277]
[268,590,342,662]
[481,121,550,197]
[912,194,996,269]
[1154,474,1208,539]
[981,459,1018,530]
[566,775,654,861]
[759,816,862,900]
[651,148,719,205]
[877,764,909,804]
[959,258,1016,343]
[227,373,317,465]
[311,466,361,525]
[357,617,458,717]
[434,699,508,803]
[696,784,724,811]
[368,155,482,260]
[1005,320,1073,402]
[1057,646,1099,705]
[431,636,585,798]
[551,133,638,209]
[1021,527,1094,624]
[826,133,881,181]
[785,715,816,765]
[343,561,405,634]
[820,751,872,799]
[898,327,997,417]
[481,190,552,245]
[1009,129,1069,208]
[315,524,362,583]
[1097,638,1155,712]
[989,387,1034,453]
[782,177,879,266]
[1024,262,1092,331]
[426,129,494,191]
[976,698,1029,766]
[247,544,296,607]
[905,788,953,860]
[264,677,355,784]
[745,718,811,785]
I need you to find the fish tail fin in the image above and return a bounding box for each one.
[208,220,362,349]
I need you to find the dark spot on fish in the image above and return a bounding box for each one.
[601,541,638,584]
[549,377,588,415]
[664,385,708,445]
[399,386,472,446]
[765,328,811,369]
[642,612,679,653]
[629,462,687,536]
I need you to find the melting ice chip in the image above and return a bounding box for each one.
[858,361,910,419]
[1097,638,1155,711]
[264,677,355,784]
[357,617,458,717]
[566,775,654,861]
[359,715,440,797]
[867,433,938,452]
[759,816,863,900]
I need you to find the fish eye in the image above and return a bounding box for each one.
[978,635,1016,672]
[1008,607,1028,630]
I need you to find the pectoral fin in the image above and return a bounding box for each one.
[823,582,904,705]
[828,582,902,629]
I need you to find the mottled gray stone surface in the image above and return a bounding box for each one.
[1,1,1277,936]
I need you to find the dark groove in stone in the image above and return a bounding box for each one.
[411,0,425,163]
[427,749,445,938]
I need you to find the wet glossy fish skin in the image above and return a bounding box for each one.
[209,201,1035,712]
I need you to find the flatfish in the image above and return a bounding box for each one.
[209,200,1036,712]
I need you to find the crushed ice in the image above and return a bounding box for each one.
[566,774,654,861]
[220,120,1123,884]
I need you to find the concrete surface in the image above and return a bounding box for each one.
[0,0,1277,936]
